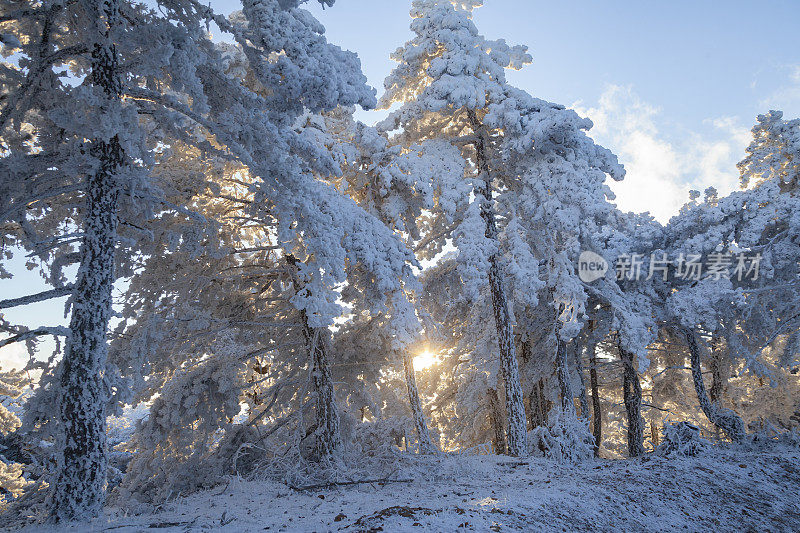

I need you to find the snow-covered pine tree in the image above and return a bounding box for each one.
[374,0,537,456]
[485,80,625,377]
[738,110,799,193]
[116,91,475,497]
[2,0,375,519]
[286,253,342,460]
[115,131,435,497]
[584,209,663,457]
[418,254,511,452]
[661,111,800,443]
[378,0,633,458]
[376,0,535,457]
[325,111,466,453]
[462,59,634,460]
[2,0,141,518]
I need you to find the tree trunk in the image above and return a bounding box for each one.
[286,256,342,460]
[618,341,644,457]
[709,335,727,405]
[529,379,548,429]
[401,351,437,454]
[683,328,745,443]
[555,335,574,415]
[651,420,660,449]
[709,335,726,440]
[588,341,602,457]
[520,341,536,431]
[307,333,340,460]
[575,344,590,420]
[469,111,527,457]
[520,338,532,364]
[52,0,123,520]
[487,388,507,455]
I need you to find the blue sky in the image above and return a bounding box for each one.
[3,0,800,369]
[301,0,800,127]
[297,0,800,221]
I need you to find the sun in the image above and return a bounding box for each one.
[413,349,440,371]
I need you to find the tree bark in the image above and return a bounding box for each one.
[709,335,727,405]
[520,338,532,364]
[575,344,590,420]
[683,328,745,443]
[618,341,644,457]
[469,111,527,457]
[530,379,547,428]
[52,0,123,520]
[709,335,726,440]
[520,340,536,431]
[555,335,574,415]
[286,255,341,460]
[650,420,660,449]
[588,341,602,457]
[529,379,548,429]
[487,388,507,455]
[401,351,437,454]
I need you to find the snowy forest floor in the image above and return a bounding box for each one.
[28,445,800,532]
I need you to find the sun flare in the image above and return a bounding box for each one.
[413,349,440,371]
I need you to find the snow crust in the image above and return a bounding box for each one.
[27,444,800,532]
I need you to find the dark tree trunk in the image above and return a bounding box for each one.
[709,335,727,440]
[52,0,123,520]
[575,344,590,420]
[54,141,118,521]
[618,341,644,457]
[555,335,574,415]
[520,340,536,431]
[488,388,507,455]
[485,234,527,455]
[287,255,341,460]
[588,341,602,457]
[469,111,526,456]
[529,379,548,429]
[651,420,660,449]
[709,335,727,405]
[683,328,745,443]
[520,338,532,364]
[307,335,340,460]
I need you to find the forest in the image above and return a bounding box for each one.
[0,0,799,531]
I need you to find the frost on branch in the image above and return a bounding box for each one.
[117,334,245,505]
[656,422,709,457]
[528,410,594,464]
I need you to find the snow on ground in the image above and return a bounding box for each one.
[31,446,800,532]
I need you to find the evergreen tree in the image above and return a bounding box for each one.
[1,0,375,519]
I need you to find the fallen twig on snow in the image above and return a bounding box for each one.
[288,477,414,492]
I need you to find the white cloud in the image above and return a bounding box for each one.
[708,116,752,148]
[759,65,800,116]
[574,85,750,223]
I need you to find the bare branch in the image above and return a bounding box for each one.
[414,222,458,253]
[288,478,414,492]
[0,326,70,349]
[0,285,74,310]
[231,245,282,254]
